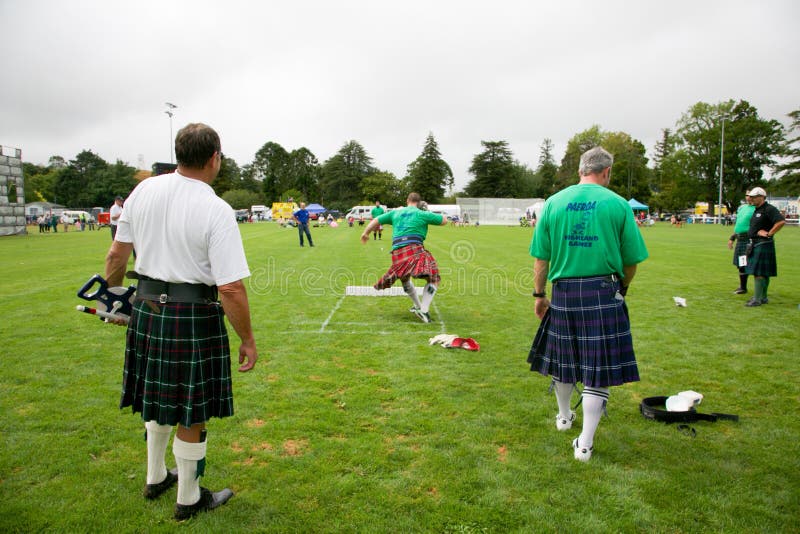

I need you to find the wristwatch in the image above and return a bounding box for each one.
[532,291,546,298]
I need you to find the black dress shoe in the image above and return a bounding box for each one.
[143,468,178,499]
[174,487,234,521]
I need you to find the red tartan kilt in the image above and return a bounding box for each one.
[374,243,440,289]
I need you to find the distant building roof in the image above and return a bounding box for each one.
[25,201,64,209]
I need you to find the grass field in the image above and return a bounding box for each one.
[1,221,799,533]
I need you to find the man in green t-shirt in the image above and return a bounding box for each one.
[361,193,447,323]
[528,147,649,463]
[370,201,385,240]
[727,196,755,294]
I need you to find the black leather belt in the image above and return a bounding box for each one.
[136,279,218,304]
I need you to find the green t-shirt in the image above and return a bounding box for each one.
[530,184,649,281]
[733,204,755,234]
[371,206,385,219]
[377,207,443,250]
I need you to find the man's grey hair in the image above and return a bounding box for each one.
[579,147,614,176]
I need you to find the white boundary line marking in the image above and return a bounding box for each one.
[273,329,475,336]
[319,295,345,333]
[316,291,447,335]
[432,301,446,334]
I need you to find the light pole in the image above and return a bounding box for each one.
[165,102,177,163]
[717,115,727,225]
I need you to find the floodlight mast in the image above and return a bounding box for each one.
[718,115,727,225]
[165,102,178,164]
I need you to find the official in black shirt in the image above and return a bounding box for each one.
[744,187,785,307]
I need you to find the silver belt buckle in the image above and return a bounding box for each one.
[610,274,618,283]
[159,293,168,304]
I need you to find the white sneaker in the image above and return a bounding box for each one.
[555,411,576,431]
[413,308,432,323]
[572,438,593,462]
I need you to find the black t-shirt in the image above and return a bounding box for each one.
[748,202,784,237]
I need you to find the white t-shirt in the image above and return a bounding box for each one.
[109,203,123,226]
[115,172,250,287]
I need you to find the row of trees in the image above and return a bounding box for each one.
[23,100,799,213]
[23,153,139,209]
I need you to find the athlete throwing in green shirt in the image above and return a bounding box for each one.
[361,193,447,323]
[528,147,649,462]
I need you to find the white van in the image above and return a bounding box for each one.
[345,205,385,221]
[61,210,94,224]
[427,204,461,221]
[250,205,271,221]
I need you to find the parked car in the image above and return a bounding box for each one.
[61,210,94,224]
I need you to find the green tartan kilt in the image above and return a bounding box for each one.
[732,233,749,266]
[744,240,777,277]
[120,300,234,426]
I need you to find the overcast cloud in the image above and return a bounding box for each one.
[1,0,798,191]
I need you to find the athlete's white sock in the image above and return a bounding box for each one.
[403,279,421,309]
[553,379,574,418]
[145,421,172,484]
[420,283,437,313]
[578,387,609,449]
[173,436,207,506]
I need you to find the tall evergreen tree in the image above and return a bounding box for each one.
[320,140,374,209]
[651,128,675,194]
[465,140,518,197]
[253,141,290,203]
[405,133,453,202]
[287,147,321,201]
[211,155,241,197]
[534,138,558,196]
[772,108,800,195]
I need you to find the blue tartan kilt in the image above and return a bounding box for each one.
[120,300,234,426]
[528,276,640,387]
[744,240,777,277]
[732,233,749,267]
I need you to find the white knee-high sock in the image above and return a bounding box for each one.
[173,436,207,506]
[403,279,421,309]
[553,379,574,418]
[579,387,609,449]
[145,421,173,484]
[420,283,437,313]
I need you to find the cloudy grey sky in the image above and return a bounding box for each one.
[1,0,798,191]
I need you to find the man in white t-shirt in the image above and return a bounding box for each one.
[105,123,258,521]
[109,196,124,240]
